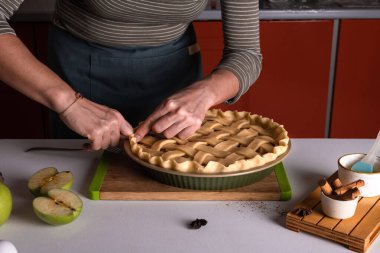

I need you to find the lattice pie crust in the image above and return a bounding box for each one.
[128,109,289,174]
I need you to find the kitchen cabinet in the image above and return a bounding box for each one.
[194,20,333,138]
[34,23,50,64]
[193,22,224,76]
[330,19,380,138]
[34,22,52,136]
[0,23,47,138]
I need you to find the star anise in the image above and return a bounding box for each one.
[293,207,312,217]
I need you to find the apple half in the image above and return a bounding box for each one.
[0,172,12,226]
[28,167,73,196]
[33,188,82,225]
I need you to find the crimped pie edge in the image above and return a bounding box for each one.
[128,109,290,174]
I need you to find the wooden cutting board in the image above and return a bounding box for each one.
[286,172,380,253]
[88,151,291,201]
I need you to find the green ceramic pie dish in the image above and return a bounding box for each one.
[124,141,291,191]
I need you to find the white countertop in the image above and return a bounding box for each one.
[0,138,378,253]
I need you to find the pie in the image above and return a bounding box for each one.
[127,109,290,174]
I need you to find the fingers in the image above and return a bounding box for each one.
[151,113,185,134]
[133,84,213,141]
[134,106,170,141]
[116,112,133,137]
[134,120,152,142]
[161,118,202,139]
[62,100,133,151]
[135,111,203,141]
[94,113,132,150]
[110,131,120,147]
[135,98,191,141]
[110,112,131,147]
[177,125,200,139]
[101,129,111,150]
[88,129,103,151]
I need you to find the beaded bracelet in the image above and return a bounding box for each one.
[59,92,83,115]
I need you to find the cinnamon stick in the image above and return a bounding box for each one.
[332,177,343,189]
[319,178,333,196]
[334,179,365,195]
[331,187,361,201]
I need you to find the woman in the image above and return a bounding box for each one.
[0,0,262,150]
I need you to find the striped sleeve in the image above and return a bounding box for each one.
[0,0,24,35]
[216,0,262,104]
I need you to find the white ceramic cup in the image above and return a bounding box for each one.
[320,191,359,219]
[338,153,380,197]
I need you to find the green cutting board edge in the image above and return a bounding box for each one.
[88,151,292,201]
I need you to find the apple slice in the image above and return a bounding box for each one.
[28,167,73,196]
[33,188,82,225]
[0,172,12,226]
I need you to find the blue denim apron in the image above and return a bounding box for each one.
[48,24,202,138]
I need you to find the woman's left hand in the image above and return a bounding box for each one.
[134,69,240,141]
[134,80,214,141]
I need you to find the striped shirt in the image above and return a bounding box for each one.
[0,0,262,103]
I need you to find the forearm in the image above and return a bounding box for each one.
[196,68,240,106]
[0,34,75,113]
[217,0,262,103]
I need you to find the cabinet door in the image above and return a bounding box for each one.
[34,22,50,64]
[193,21,223,76]
[0,23,46,138]
[330,20,380,138]
[195,20,333,138]
[34,22,52,137]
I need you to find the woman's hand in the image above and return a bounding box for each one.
[135,81,213,141]
[60,98,133,150]
[0,34,133,149]
[134,69,240,141]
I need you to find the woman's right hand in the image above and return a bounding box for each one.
[59,97,133,150]
[0,34,132,149]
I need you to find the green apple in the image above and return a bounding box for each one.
[0,172,12,226]
[28,167,73,196]
[33,188,82,225]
